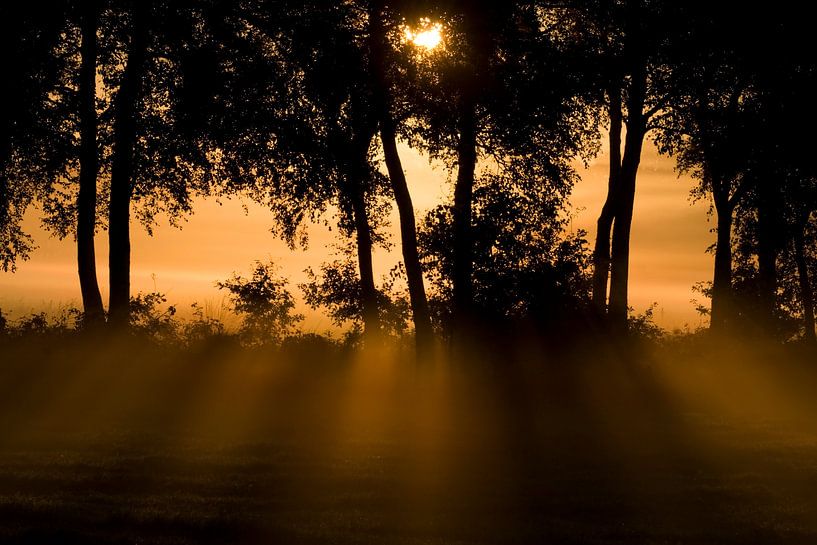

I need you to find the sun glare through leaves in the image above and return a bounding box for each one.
[402,18,443,50]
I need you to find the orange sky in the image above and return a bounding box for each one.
[0,140,713,331]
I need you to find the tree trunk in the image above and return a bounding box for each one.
[452,95,477,331]
[368,2,433,349]
[794,228,815,343]
[347,174,381,340]
[607,63,646,331]
[591,83,622,317]
[0,151,10,259]
[756,180,778,329]
[77,0,105,326]
[710,194,733,334]
[380,128,433,346]
[1,111,19,270]
[607,156,639,330]
[108,4,149,328]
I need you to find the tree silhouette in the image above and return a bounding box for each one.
[781,177,817,343]
[401,1,598,336]
[101,0,223,326]
[419,169,591,333]
[0,1,70,272]
[202,1,391,340]
[656,86,751,334]
[652,2,816,338]
[301,255,411,343]
[588,0,692,331]
[3,0,816,346]
[77,0,105,324]
[366,0,434,349]
[106,1,150,326]
[652,12,754,335]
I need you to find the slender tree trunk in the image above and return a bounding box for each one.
[380,128,433,346]
[0,151,10,251]
[794,227,815,343]
[607,64,646,331]
[452,95,477,331]
[1,20,18,269]
[756,180,778,329]
[77,0,105,326]
[591,84,622,317]
[108,5,149,328]
[607,157,640,330]
[367,2,433,349]
[0,170,10,269]
[710,194,733,334]
[607,0,647,332]
[1,121,16,268]
[346,172,381,340]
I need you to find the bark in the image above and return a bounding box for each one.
[794,227,816,343]
[77,0,105,325]
[0,150,10,245]
[591,84,623,317]
[108,4,149,328]
[710,193,733,334]
[347,173,381,339]
[607,59,646,330]
[380,128,433,347]
[452,95,477,330]
[368,3,433,349]
[607,0,649,331]
[756,180,778,328]
[0,121,9,227]
[1,88,18,269]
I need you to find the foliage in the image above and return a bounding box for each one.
[300,256,411,343]
[129,292,178,342]
[1,0,816,345]
[395,0,601,169]
[217,261,303,346]
[180,302,229,346]
[0,306,83,337]
[419,169,591,329]
[0,1,74,270]
[627,303,665,342]
[31,1,223,242]
[690,281,712,317]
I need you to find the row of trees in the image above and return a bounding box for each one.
[1,0,815,346]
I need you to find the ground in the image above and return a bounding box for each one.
[1,336,816,544]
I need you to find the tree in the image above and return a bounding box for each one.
[204,1,395,341]
[0,1,70,272]
[106,1,151,326]
[300,254,411,344]
[100,0,223,327]
[401,0,598,336]
[654,72,753,334]
[77,0,105,324]
[648,1,817,340]
[366,0,433,349]
[782,178,817,343]
[419,168,591,334]
[588,0,692,331]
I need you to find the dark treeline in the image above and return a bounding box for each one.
[1,0,816,348]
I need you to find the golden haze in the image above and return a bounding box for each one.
[0,141,712,330]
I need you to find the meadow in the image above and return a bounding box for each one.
[1,333,816,544]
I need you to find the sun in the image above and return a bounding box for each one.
[403,18,443,51]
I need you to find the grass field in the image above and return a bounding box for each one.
[1,336,817,544]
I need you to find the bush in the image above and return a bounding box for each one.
[130,292,178,343]
[217,261,303,346]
